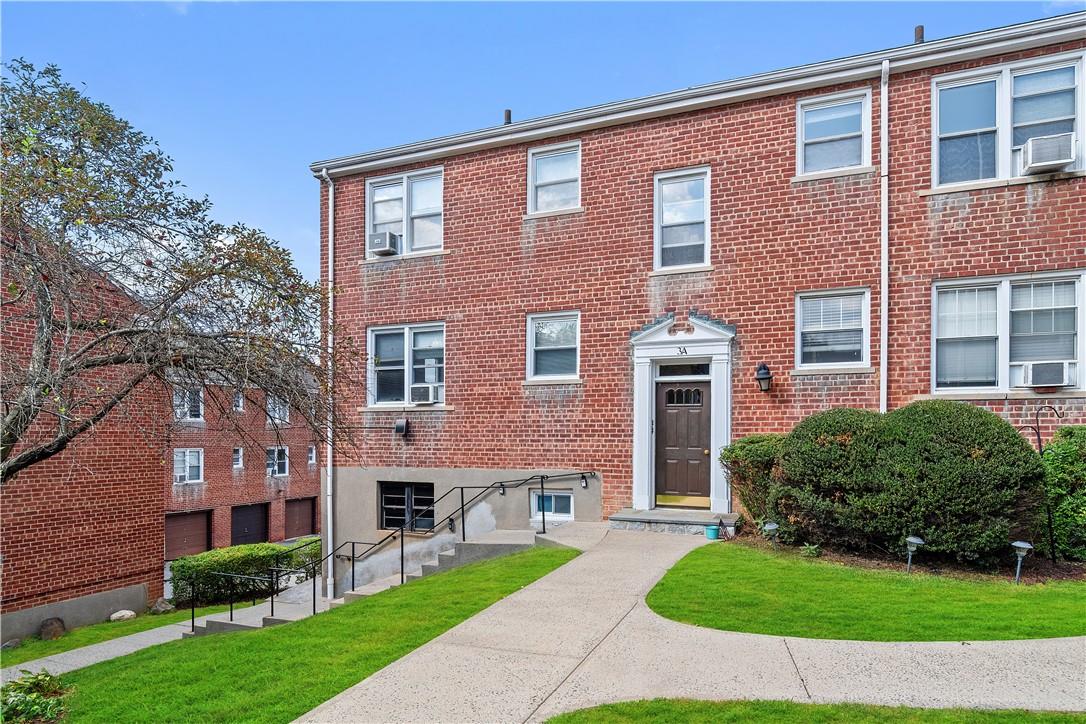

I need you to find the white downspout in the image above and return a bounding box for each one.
[321,167,336,599]
[879,59,890,414]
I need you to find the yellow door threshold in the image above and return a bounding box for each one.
[654,494,711,509]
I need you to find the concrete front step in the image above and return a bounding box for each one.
[609,508,740,535]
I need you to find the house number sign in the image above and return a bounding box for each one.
[677,347,688,355]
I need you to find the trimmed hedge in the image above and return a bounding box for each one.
[171,537,321,605]
[1040,425,1086,561]
[735,401,1046,564]
[719,433,783,521]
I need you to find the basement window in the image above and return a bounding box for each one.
[379,482,435,532]
[531,491,573,521]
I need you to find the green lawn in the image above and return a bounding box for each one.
[60,546,577,723]
[0,602,253,669]
[547,699,1085,723]
[646,543,1086,641]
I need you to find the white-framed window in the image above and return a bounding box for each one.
[267,396,290,425]
[307,445,316,465]
[266,447,288,477]
[531,491,573,521]
[932,52,1084,187]
[796,89,872,176]
[366,167,444,257]
[527,141,580,214]
[795,289,871,369]
[232,390,245,412]
[932,271,1084,392]
[653,166,710,270]
[172,387,203,421]
[526,312,580,381]
[368,323,445,405]
[232,447,244,469]
[172,448,204,484]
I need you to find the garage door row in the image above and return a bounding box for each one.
[165,497,317,560]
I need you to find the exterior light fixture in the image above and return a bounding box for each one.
[1011,541,1033,584]
[447,516,456,534]
[580,474,588,489]
[905,535,925,573]
[498,483,506,496]
[394,418,409,435]
[755,363,773,392]
[762,521,780,548]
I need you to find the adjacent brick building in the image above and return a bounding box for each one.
[314,14,1084,579]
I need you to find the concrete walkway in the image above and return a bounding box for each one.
[299,526,1086,723]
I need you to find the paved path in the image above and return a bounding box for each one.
[299,526,1086,723]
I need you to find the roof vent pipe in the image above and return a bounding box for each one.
[914,25,925,43]
[504,109,512,125]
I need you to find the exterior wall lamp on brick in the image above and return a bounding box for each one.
[755,363,773,392]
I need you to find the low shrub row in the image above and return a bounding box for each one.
[171,536,321,605]
[720,401,1076,565]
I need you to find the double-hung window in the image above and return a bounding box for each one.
[307,445,317,465]
[369,323,445,405]
[232,447,244,469]
[232,390,245,412]
[173,448,204,484]
[654,167,710,269]
[797,90,871,175]
[933,53,1083,187]
[266,396,290,425]
[266,447,288,477]
[366,168,443,256]
[933,272,1084,392]
[527,312,580,380]
[173,387,203,421]
[796,290,870,368]
[527,142,580,214]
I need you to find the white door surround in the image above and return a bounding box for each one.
[630,312,735,514]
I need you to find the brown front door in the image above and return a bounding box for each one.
[655,381,711,507]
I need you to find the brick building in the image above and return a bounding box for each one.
[164,384,321,562]
[312,14,1084,573]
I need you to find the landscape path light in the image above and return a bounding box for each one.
[905,535,925,573]
[1012,541,1033,584]
[762,521,780,548]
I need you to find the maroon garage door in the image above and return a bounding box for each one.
[165,511,210,560]
[285,498,316,539]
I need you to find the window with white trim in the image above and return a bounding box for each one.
[933,272,1083,391]
[173,448,204,484]
[266,396,290,425]
[232,447,244,469]
[531,491,573,520]
[933,53,1083,186]
[233,390,245,412]
[369,323,445,405]
[307,445,316,465]
[654,167,710,269]
[527,312,580,380]
[797,90,871,175]
[366,168,443,256]
[527,142,580,214]
[266,447,288,477]
[796,290,870,368]
[173,387,203,421]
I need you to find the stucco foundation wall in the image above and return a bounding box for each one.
[0,584,149,641]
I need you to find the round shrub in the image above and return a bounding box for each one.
[1040,425,1086,561]
[878,400,1044,564]
[719,433,784,521]
[170,537,321,605]
[773,408,884,549]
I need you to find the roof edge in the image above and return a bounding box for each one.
[311,12,1086,178]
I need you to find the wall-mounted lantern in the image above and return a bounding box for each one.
[580,474,589,489]
[755,363,773,393]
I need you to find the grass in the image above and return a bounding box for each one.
[646,543,1086,641]
[546,699,1085,723]
[60,546,578,723]
[0,602,254,669]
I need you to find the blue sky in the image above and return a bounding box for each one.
[3,1,1078,280]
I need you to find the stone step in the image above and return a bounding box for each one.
[205,618,262,634]
[609,508,740,536]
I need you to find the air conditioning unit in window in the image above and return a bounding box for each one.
[410,384,439,404]
[1018,361,1072,388]
[1022,132,1075,174]
[367,232,400,257]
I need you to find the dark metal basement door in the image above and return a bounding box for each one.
[654,381,711,507]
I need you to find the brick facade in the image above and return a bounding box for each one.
[321,24,1084,521]
[166,386,321,549]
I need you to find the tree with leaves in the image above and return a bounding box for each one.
[1,60,355,483]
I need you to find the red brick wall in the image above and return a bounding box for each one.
[166,386,321,548]
[323,40,1085,517]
